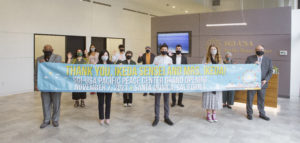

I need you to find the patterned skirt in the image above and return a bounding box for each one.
[202,91,223,110]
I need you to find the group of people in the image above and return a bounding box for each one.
[35,43,273,129]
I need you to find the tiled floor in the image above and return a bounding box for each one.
[0,92,299,143]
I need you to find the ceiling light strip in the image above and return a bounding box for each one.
[206,22,247,27]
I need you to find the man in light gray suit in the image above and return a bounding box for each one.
[35,44,62,128]
[245,45,273,121]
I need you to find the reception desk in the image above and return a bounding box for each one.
[234,74,278,108]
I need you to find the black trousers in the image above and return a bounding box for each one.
[97,93,112,120]
[123,93,132,104]
[72,92,86,100]
[172,93,183,104]
[143,93,154,96]
[222,91,235,105]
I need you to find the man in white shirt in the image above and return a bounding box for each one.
[112,45,126,63]
[152,43,174,127]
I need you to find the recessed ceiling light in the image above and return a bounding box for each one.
[185,10,189,13]
[172,6,176,8]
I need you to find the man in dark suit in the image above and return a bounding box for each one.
[245,45,273,121]
[171,45,188,107]
[137,46,156,96]
[35,45,62,128]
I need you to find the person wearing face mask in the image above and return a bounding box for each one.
[112,45,126,96]
[67,49,88,108]
[152,43,174,127]
[245,45,273,121]
[137,46,156,96]
[97,50,113,125]
[222,52,235,109]
[87,44,99,65]
[202,45,223,123]
[87,44,99,95]
[35,44,62,129]
[112,44,126,63]
[170,45,188,107]
[117,51,136,107]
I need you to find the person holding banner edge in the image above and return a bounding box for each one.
[35,44,62,128]
[97,50,113,125]
[202,44,223,123]
[171,44,188,107]
[137,46,156,96]
[245,45,273,121]
[152,43,174,127]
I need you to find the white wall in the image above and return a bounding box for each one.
[0,0,151,96]
[290,10,300,99]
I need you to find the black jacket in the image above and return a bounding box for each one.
[118,59,136,65]
[171,54,188,64]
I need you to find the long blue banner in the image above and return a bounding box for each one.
[37,63,261,93]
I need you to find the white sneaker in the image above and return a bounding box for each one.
[212,113,218,122]
[123,103,128,107]
[207,114,213,123]
[128,103,132,107]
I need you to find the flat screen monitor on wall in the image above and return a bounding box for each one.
[157,32,191,54]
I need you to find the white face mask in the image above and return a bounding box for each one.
[210,49,217,55]
[90,48,96,52]
[101,56,108,61]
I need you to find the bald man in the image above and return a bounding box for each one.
[35,45,62,128]
[245,45,273,121]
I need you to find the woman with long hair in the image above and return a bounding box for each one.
[202,44,223,123]
[87,44,99,95]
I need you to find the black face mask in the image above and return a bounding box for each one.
[161,51,168,55]
[256,51,264,56]
[146,49,150,53]
[176,51,181,55]
[120,49,125,52]
[43,51,52,57]
[126,55,132,60]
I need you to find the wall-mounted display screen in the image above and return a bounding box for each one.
[157,32,191,54]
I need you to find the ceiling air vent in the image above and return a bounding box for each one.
[81,0,91,2]
[212,0,220,6]
[123,8,149,16]
[92,1,111,7]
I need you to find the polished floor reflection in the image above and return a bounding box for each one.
[0,92,299,143]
